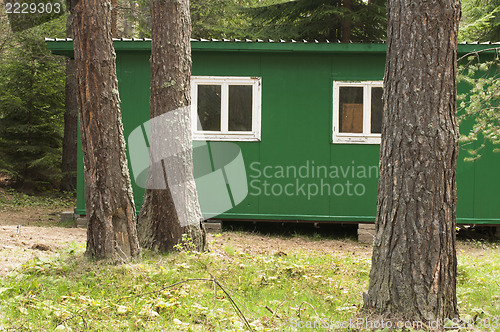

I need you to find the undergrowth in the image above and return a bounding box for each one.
[0,240,498,331]
[0,188,74,211]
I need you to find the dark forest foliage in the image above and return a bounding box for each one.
[0,16,66,190]
[0,0,499,191]
[127,0,386,41]
[460,0,500,42]
[248,0,386,41]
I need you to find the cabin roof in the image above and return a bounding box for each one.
[45,38,500,57]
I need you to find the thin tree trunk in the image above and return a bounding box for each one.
[137,0,205,252]
[111,0,117,37]
[61,0,78,192]
[122,0,134,38]
[341,0,351,42]
[365,0,461,323]
[73,0,139,261]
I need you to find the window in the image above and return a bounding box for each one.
[332,81,383,144]
[191,76,262,141]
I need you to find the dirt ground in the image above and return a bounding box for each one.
[0,210,370,275]
[0,206,497,276]
[0,224,86,274]
[210,231,372,257]
[0,204,372,275]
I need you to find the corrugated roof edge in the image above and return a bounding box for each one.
[45,38,500,56]
[44,37,341,42]
[44,37,500,44]
[45,37,366,43]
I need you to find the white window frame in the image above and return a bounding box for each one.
[332,81,383,144]
[191,76,262,141]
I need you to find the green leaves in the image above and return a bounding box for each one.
[125,0,386,41]
[0,15,66,189]
[247,0,386,41]
[460,0,500,42]
[457,52,500,159]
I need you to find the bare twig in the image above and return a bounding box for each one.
[57,310,88,330]
[458,47,500,62]
[214,279,254,331]
[298,301,319,319]
[272,298,287,321]
[265,305,282,320]
[213,278,217,301]
[118,278,254,332]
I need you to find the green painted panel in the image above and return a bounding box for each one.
[69,43,499,225]
[77,51,152,214]
[329,145,380,220]
[455,58,488,221]
[455,82,475,221]
[192,53,261,76]
[329,53,384,220]
[191,52,262,219]
[193,141,261,217]
[456,150,475,220]
[474,142,500,222]
[116,52,151,209]
[332,53,386,81]
[255,53,332,216]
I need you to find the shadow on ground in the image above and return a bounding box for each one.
[221,220,358,240]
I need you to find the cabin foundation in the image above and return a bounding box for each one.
[60,211,75,223]
[76,216,87,228]
[204,220,222,234]
[358,223,376,244]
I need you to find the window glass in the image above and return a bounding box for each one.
[197,85,221,131]
[192,76,261,141]
[229,85,253,131]
[339,86,363,133]
[371,87,383,134]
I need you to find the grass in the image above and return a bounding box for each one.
[0,243,370,331]
[0,188,75,212]
[0,239,499,331]
[456,245,500,325]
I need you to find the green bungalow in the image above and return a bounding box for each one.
[46,39,500,230]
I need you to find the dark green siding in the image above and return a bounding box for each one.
[47,41,497,225]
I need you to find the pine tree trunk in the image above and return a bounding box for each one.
[365,0,461,323]
[111,0,117,37]
[73,0,139,261]
[137,0,206,252]
[341,0,351,42]
[61,1,78,192]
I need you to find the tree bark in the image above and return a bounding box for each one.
[111,0,117,37]
[137,0,205,252]
[61,0,78,192]
[73,0,139,261]
[341,0,351,43]
[365,0,461,323]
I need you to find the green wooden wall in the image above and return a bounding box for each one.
[57,42,498,225]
